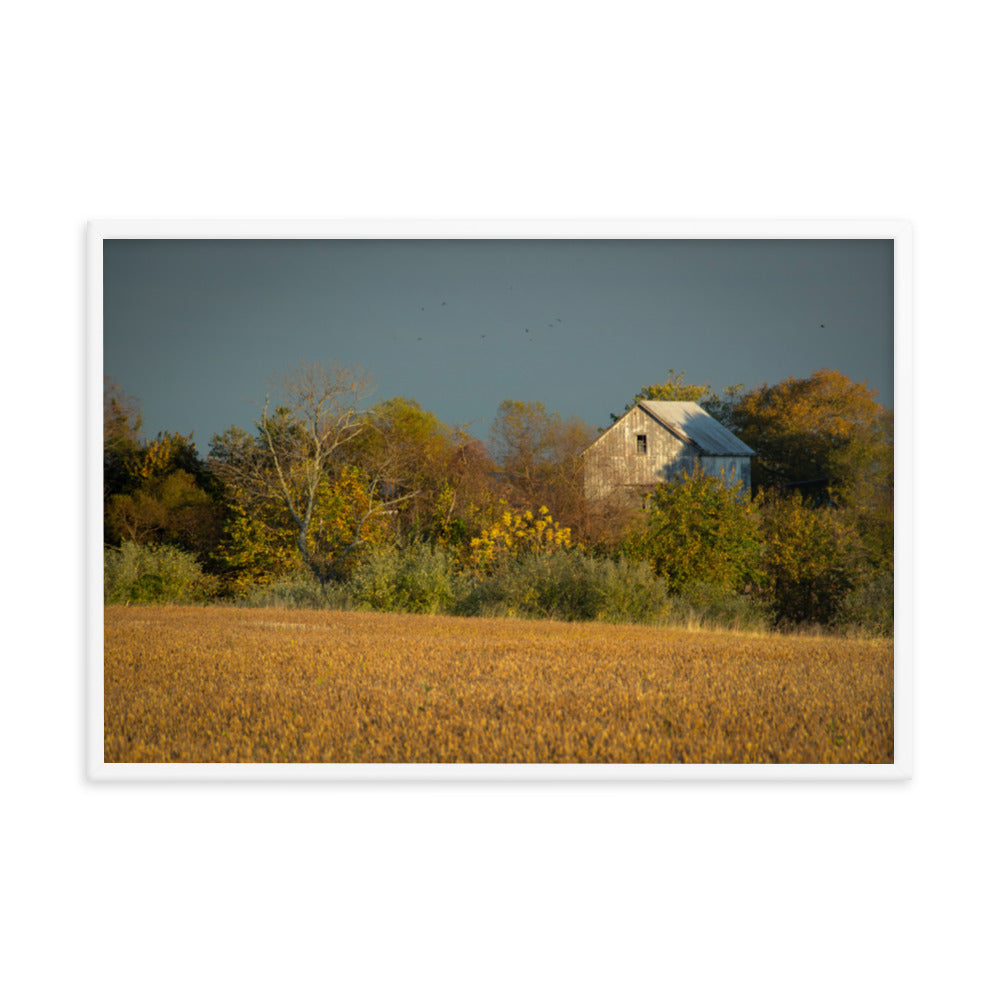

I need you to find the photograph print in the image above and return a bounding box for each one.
[94,221,903,776]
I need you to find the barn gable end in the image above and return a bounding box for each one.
[583,400,754,504]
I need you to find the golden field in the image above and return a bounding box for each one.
[104,606,893,764]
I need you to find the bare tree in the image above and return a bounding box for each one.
[212,362,414,583]
[259,362,371,550]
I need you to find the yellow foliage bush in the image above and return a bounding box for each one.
[464,502,573,572]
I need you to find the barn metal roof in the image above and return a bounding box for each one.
[638,401,755,456]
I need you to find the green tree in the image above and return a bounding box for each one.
[107,468,222,556]
[610,369,714,423]
[621,468,761,594]
[346,397,457,542]
[757,491,866,625]
[103,391,225,564]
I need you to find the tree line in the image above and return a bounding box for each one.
[103,364,893,633]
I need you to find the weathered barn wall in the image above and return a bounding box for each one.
[697,455,752,493]
[584,407,752,503]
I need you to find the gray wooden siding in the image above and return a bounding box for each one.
[584,408,751,503]
[699,455,752,494]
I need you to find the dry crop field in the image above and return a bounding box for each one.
[104,606,893,765]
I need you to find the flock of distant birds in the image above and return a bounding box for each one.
[412,288,562,344]
[408,294,828,344]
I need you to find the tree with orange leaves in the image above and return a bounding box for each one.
[729,368,891,501]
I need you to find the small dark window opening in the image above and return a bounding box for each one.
[636,434,647,455]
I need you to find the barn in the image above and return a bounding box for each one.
[583,400,755,505]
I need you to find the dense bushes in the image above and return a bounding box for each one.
[106,532,887,635]
[224,543,771,630]
[235,546,672,624]
[756,493,866,626]
[455,549,669,623]
[239,571,348,610]
[622,470,760,594]
[659,583,773,633]
[104,541,212,605]
[349,542,455,613]
[105,513,889,636]
[104,369,894,636]
[611,471,889,635]
[833,573,894,637]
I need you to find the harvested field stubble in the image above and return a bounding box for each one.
[104,606,893,764]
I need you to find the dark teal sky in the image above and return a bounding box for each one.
[103,238,894,453]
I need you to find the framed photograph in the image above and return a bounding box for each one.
[89,220,911,780]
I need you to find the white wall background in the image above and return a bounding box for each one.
[3,2,995,997]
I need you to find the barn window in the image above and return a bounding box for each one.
[636,434,647,455]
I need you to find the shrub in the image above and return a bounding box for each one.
[104,541,212,605]
[239,572,351,610]
[454,550,670,624]
[659,582,774,633]
[590,556,671,624]
[833,573,893,637]
[621,469,761,594]
[757,492,865,626]
[350,542,456,614]
[464,503,573,573]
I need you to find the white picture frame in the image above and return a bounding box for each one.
[89,219,911,781]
